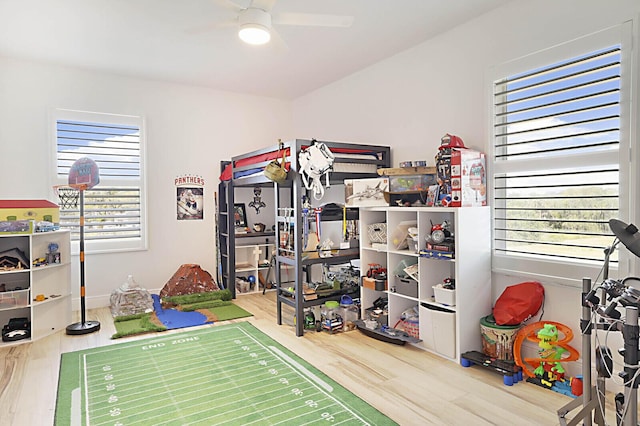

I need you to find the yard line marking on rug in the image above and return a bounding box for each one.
[267,345,334,392]
[64,323,388,425]
[151,326,367,425]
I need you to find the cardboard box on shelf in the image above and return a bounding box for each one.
[344,178,389,207]
[449,149,486,207]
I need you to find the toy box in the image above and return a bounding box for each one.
[449,149,486,207]
[0,200,60,227]
[344,178,389,207]
[389,174,437,192]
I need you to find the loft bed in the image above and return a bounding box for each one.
[218,139,391,336]
[219,139,389,186]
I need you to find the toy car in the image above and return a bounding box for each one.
[2,317,31,342]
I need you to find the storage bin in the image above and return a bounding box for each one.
[389,175,437,192]
[0,289,30,309]
[367,223,387,244]
[433,284,456,306]
[420,304,456,358]
[395,277,418,298]
[390,221,417,250]
[362,276,387,291]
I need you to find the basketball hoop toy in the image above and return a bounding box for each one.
[60,157,101,335]
[53,185,80,210]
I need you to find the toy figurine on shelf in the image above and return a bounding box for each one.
[424,220,455,255]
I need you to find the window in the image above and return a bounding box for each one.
[491,24,633,284]
[53,109,147,253]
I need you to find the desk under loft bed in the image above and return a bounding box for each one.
[219,139,391,336]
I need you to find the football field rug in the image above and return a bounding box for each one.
[56,321,396,425]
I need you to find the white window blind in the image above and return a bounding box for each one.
[491,24,632,284]
[54,109,147,253]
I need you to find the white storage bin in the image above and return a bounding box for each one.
[420,304,456,358]
[433,284,456,306]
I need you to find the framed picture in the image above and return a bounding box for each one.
[233,203,248,228]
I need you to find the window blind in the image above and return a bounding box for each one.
[492,46,621,265]
[55,115,145,249]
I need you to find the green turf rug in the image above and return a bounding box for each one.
[56,322,396,425]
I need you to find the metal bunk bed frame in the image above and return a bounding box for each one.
[218,139,391,336]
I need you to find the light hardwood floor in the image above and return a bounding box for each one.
[0,292,619,425]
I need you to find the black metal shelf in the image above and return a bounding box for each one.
[219,139,390,336]
[277,288,360,310]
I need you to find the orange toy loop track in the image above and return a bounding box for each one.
[513,321,580,378]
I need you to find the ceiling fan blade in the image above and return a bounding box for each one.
[269,26,289,51]
[273,12,354,28]
[214,0,247,12]
[251,0,277,12]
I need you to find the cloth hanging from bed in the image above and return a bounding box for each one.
[299,140,335,200]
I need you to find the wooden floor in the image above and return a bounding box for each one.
[0,291,619,425]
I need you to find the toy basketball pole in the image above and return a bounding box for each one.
[66,186,100,335]
[65,156,101,335]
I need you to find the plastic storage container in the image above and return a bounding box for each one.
[433,284,456,306]
[0,289,30,309]
[339,295,359,326]
[390,221,417,250]
[389,175,437,192]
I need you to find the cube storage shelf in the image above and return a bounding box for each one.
[0,229,71,346]
[234,242,275,294]
[359,206,491,361]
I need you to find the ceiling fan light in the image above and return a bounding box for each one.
[239,24,271,45]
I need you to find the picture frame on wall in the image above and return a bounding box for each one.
[234,203,248,231]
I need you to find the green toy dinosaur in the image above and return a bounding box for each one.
[534,323,567,378]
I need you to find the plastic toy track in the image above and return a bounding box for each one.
[512,321,579,378]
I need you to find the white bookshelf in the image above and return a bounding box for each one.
[359,206,491,361]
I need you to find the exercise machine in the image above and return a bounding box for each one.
[558,219,640,425]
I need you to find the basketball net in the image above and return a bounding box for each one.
[53,184,86,210]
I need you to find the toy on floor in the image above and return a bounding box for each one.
[513,321,581,396]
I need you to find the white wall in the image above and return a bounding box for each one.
[292,0,640,380]
[0,56,293,307]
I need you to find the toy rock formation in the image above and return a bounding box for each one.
[160,264,220,298]
[110,275,154,317]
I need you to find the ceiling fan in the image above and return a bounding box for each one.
[211,0,355,46]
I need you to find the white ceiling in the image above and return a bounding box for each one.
[0,0,512,100]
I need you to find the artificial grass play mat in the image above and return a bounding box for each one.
[111,290,252,339]
[56,321,396,425]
